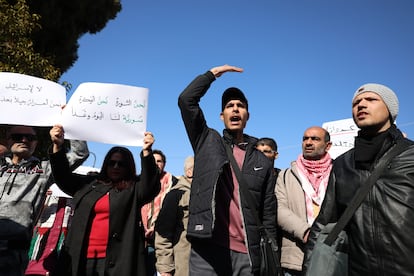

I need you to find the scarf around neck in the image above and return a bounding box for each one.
[296,153,332,191]
[296,153,332,225]
[354,128,390,170]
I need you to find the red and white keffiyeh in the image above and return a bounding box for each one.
[296,153,332,225]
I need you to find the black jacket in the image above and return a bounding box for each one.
[178,71,277,273]
[50,149,160,276]
[304,126,414,276]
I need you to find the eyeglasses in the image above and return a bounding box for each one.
[108,160,127,168]
[261,149,276,154]
[9,133,38,142]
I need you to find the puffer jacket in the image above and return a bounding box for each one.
[178,71,277,273]
[304,126,414,275]
[0,140,89,246]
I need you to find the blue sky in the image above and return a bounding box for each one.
[61,0,414,176]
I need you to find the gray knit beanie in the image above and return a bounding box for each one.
[353,83,399,123]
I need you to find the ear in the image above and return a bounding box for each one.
[325,141,332,152]
[246,111,250,121]
[186,167,194,178]
[220,112,224,122]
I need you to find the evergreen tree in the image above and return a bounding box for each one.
[0,0,121,158]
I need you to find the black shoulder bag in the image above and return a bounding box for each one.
[306,140,409,276]
[225,144,283,276]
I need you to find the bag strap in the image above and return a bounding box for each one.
[224,144,266,232]
[324,140,409,246]
[225,143,283,276]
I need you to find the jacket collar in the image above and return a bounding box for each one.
[222,129,257,148]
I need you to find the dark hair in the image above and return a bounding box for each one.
[221,87,248,111]
[323,129,331,143]
[256,137,278,152]
[6,125,37,138]
[152,149,166,164]
[98,146,136,182]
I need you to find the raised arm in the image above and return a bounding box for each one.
[50,124,89,170]
[136,132,161,204]
[178,65,243,151]
[49,125,91,195]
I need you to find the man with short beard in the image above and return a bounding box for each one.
[276,126,332,275]
[304,83,414,275]
[0,125,89,276]
[178,65,277,276]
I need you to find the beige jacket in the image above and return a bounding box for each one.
[155,176,191,276]
[276,162,310,271]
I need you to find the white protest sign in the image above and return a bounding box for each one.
[0,72,66,126]
[322,118,359,159]
[61,82,148,146]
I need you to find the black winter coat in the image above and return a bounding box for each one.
[304,126,414,276]
[50,149,160,276]
[178,71,277,273]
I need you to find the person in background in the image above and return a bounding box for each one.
[155,156,194,276]
[276,126,332,276]
[255,137,282,260]
[49,125,160,276]
[25,184,74,276]
[178,64,277,275]
[303,83,414,275]
[256,137,281,176]
[141,149,178,276]
[0,144,8,156]
[0,125,88,276]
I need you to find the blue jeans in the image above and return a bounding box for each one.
[146,245,156,276]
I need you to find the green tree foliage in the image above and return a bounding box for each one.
[28,0,121,76]
[1,0,121,80]
[0,0,60,80]
[0,0,121,159]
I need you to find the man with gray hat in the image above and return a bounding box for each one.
[303,83,414,275]
[178,65,277,275]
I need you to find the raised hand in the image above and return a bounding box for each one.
[142,131,155,156]
[50,124,65,153]
[209,64,244,78]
